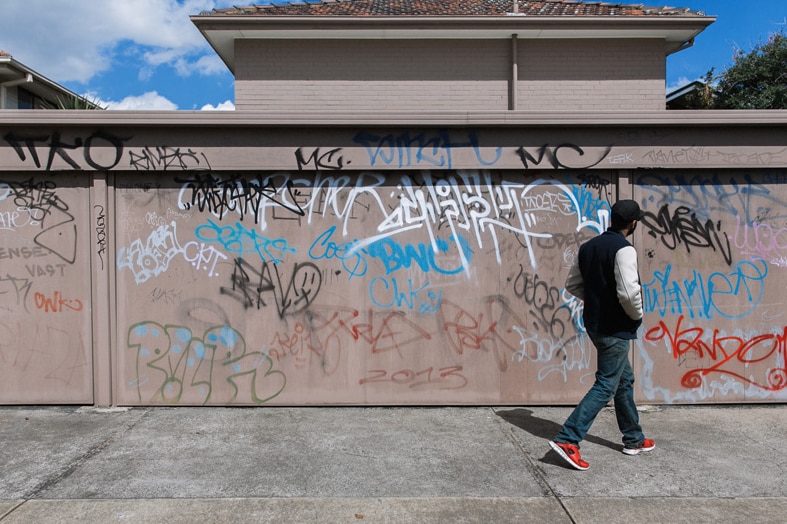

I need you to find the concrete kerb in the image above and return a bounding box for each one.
[3,497,787,524]
[0,498,570,524]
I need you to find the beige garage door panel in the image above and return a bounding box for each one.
[113,171,605,405]
[0,173,93,404]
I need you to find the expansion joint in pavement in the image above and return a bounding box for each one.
[22,408,152,500]
[491,408,577,524]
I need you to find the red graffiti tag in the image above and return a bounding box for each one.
[645,315,787,391]
[359,366,467,389]
[267,306,433,374]
[34,291,83,313]
[437,296,527,372]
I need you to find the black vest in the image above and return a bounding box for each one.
[578,229,641,339]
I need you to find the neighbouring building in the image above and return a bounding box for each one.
[1,0,786,407]
[0,51,99,109]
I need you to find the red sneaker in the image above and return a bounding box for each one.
[549,441,590,471]
[622,438,656,455]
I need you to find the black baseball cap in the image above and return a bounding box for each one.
[611,199,646,223]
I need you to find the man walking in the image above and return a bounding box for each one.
[549,199,654,471]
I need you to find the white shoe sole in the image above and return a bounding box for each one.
[549,441,589,471]
[622,443,656,455]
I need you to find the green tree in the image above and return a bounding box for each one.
[683,32,787,109]
[42,94,105,110]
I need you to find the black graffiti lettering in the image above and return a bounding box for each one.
[94,204,107,270]
[221,258,322,318]
[511,265,571,339]
[128,146,209,171]
[25,263,67,277]
[83,131,125,170]
[148,287,183,305]
[0,274,33,310]
[1,177,64,219]
[534,230,594,251]
[295,147,346,171]
[516,144,550,168]
[4,131,128,171]
[644,204,732,266]
[516,144,612,170]
[0,177,78,264]
[3,132,49,168]
[0,246,49,260]
[46,131,82,170]
[222,258,258,309]
[260,177,306,217]
[578,172,611,190]
[177,173,305,222]
[34,208,77,264]
[260,261,321,316]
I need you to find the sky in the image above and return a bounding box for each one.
[0,0,785,110]
[667,0,787,92]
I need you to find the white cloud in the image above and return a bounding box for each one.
[181,54,229,77]
[0,0,221,83]
[666,77,696,93]
[201,100,235,111]
[103,91,179,111]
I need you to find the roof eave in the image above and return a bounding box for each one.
[0,55,89,106]
[191,14,715,73]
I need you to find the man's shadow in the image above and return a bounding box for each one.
[496,408,621,469]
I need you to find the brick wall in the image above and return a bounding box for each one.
[235,39,510,111]
[235,38,665,111]
[517,39,665,111]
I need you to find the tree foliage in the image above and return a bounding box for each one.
[682,32,787,109]
[42,94,105,110]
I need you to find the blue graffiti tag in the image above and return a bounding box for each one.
[643,259,768,320]
[367,234,472,276]
[195,219,295,263]
[353,130,502,169]
[308,225,369,279]
[370,276,442,314]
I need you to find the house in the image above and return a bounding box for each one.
[2,1,787,407]
[665,79,707,109]
[0,50,100,109]
[192,0,713,112]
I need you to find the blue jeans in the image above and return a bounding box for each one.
[555,331,644,448]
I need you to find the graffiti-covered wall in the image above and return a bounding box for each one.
[0,173,94,403]
[114,169,609,405]
[636,170,787,402]
[1,117,786,405]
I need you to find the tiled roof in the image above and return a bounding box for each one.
[204,0,703,17]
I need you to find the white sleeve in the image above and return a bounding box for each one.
[564,260,585,300]
[614,245,643,320]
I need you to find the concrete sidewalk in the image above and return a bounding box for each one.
[1,405,784,523]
